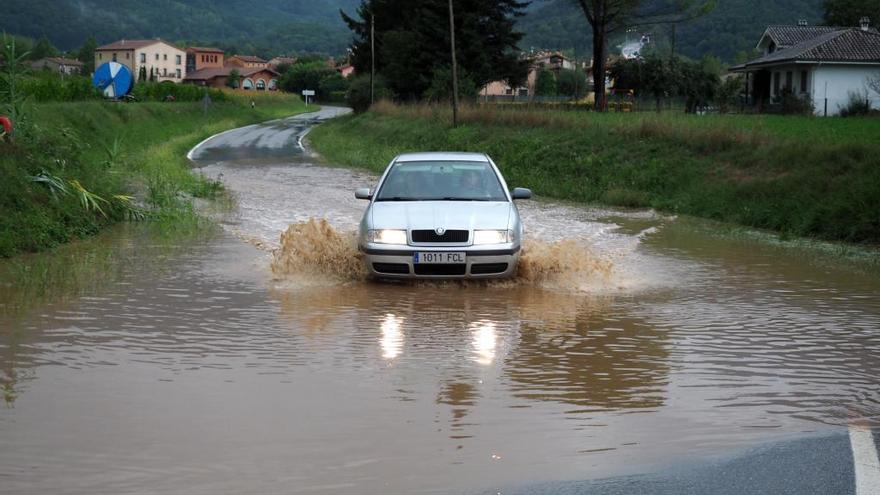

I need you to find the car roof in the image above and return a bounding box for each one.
[395,152,488,163]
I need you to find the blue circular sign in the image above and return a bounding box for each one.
[93,62,134,98]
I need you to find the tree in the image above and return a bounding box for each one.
[557,68,588,97]
[318,72,350,100]
[227,69,241,89]
[77,36,97,75]
[423,66,478,101]
[30,36,58,61]
[535,69,557,96]
[823,0,880,26]
[346,74,392,112]
[279,61,335,95]
[341,0,530,101]
[572,0,714,111]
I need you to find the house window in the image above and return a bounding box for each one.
[785,71,793,91]
[201,55,205,62]
[242,78,254,90]
[176,68,181,79]
[176,55,181,65]
[163,54,167,61]
[99,53,103,60]
[268,79,277,90]
[505,88,513,95]
[163,68,167,76]
[155,53,159,60]
[112,53,117,62]
[773,72,780,95]
[140,53,146,63]
[126,52,130,59]
[800,70,808,93]
[256,79,266,90]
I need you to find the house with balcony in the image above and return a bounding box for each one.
[94,39,186,82]
[730,18,880,115]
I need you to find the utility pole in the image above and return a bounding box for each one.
[370,13,375,106]
[448,0,459,127]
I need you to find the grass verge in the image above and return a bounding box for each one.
[308,101,880,244]
[0,92,310,257]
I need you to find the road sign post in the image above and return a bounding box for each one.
[302,89,315,107]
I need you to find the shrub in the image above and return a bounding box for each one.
[130,82,229,102]
[346,74,393,113]
[839,91,871,117]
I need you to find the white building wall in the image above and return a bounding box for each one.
[810,64,880,115]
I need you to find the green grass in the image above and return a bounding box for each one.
[0,93,310,257]
[307,102,880,244]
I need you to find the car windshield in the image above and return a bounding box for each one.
[375,160,508,202]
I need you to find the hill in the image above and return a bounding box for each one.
[3,0,359,56]
[5,0,823,61]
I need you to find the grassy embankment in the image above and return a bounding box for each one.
[0,91,310,257]
[308,102,880,244]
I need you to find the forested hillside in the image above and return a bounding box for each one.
[7,0,823,61]
[3,0,359,56]
[520,0,824,62]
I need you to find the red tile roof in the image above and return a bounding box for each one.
[97,39,177,50]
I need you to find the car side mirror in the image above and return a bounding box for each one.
[511,187,532,200]
[355,187,373,200]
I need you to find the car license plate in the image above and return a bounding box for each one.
[413,252,466,264]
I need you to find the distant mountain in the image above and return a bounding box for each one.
[4,0,360,56]
[6,0,823,61]
[518,0,824,62]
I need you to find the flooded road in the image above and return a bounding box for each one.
[2,108,879,494]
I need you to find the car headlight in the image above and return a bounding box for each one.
[473,229,514,245]
[367,229,408,245]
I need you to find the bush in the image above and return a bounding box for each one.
[839,91,871,117]
[130,82,229,102]
[422,66,478,102]
[771,88,814,115]
[280,61,336,96]
[318,72,349,101]
[346,74,393,113]
[16,73,101,102]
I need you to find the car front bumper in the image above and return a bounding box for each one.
[360,245,521,279]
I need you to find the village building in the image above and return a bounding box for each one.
[338,64,355,78]
[182,47,279,91]
[30,57,84,75]
[184,66,280,91]
[731,18,880,115]
[186,46,225,73]
[227,55,269,69]
[94,39,186,82]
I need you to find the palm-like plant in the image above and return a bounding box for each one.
[68,179,109,217]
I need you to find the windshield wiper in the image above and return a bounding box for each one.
[376,197,419,201]
[439,197,493,201]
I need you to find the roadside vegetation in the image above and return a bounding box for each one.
[308,101,880,244]
[0,38,309,257]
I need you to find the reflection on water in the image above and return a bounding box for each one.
[381,314,404,360]
[2,110,880,494]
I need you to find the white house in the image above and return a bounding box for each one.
[731,18,880,115]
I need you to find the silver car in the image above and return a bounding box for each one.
[355,152,531,279]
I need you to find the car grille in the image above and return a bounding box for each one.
[372,263,410,274]
[414,264,467,276]
[470,263,509,275]
[411,229,469,243]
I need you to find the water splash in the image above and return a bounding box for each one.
[271,219,615,291]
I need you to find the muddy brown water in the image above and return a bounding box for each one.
[1,108,879,494]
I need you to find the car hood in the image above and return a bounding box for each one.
[369,201,512,231]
